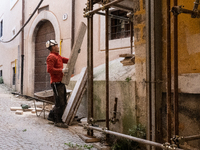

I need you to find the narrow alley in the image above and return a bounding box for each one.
[0,84,95,150]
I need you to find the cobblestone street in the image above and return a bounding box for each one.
[0,84,96,150]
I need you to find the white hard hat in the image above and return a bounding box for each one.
[46,40,58,49]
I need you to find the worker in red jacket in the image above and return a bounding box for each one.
[46,40,69,128]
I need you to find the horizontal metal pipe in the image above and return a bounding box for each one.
[96,12,129,21]
[183,134,200,141]
[112,4,133,11]
[95,119,106,122]
[84,0,124,17]
[171,6,194,15]
[84,125,183,150]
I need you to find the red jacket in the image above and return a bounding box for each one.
[46,52,69,84]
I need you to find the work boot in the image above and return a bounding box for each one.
[54,122,68,128]
[47,110,55,122]
[47,116,55,122]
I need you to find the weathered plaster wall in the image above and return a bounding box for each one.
[68,80,136,134]
[68,58,136,134]
[133,0,147,126]
[0,0,133,96]
[0,0,22,91]
[162,0,200,148]
[162,0,200,91]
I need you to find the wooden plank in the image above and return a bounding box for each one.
[63,68,87,124]
[67,72,87,125]
[10,107,23,111]
[120,57,135,66]
[62,22,87,85]
[78,134,101,143]
[119,53,134,58]
[69,84,87,125]
[15,110,23,115]
[62,67,87,123]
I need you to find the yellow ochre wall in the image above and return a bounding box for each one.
[162,0,200,76]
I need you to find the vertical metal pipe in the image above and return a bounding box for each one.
[87,0,94,136]
[150,1,156,149]
[21,0,25,94]
[173,0,179,136]
[193,0,200,10]
[166,0,172,143]
[130,21,133,54]
[105,8,109,131]
[145,0,151,149]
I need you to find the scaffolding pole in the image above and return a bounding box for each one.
[83,125,183,150]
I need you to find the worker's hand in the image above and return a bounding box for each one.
[62,68,68,75]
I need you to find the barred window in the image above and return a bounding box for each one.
[110,10,131,40]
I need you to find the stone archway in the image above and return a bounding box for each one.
[34,21,55,92]
[26,11,60,96]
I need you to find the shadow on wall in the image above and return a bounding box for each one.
[162,92,200,148]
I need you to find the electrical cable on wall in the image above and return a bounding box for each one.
[0,0,44,43]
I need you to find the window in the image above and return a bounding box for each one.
[0,20,3,38]
[0,70,2,77]
[110,10,131,40]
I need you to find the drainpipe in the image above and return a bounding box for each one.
[145,0,151,149]
[173,0,179,136]
[146,0,163,149]
[21,0,25,94]
[167,0,172,143]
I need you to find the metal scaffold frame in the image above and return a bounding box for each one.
[84,0,171,149]
[84,0,200,149]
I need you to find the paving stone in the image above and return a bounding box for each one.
[0,84,97,150]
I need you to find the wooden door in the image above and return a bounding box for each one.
[34,21,55,93]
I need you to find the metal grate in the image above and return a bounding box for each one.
[110,10,130,40]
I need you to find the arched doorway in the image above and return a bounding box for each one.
[34,20,55,92]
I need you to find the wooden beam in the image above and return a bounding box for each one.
[62,67,87,124]
[62,22,87,85]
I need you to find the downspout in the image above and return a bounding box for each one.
[166,0,172,143]
[150,1,156,148]
[146,0,163,149]
[146,0,151,150]
[173,0,179,136]
[21,0,25,94]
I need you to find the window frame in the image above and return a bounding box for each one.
[110,10,131,40]
[100,9,134,51]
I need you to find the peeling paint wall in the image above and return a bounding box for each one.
[133,0,147,126]
[68,80,136,134]
[162,0,200,148]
